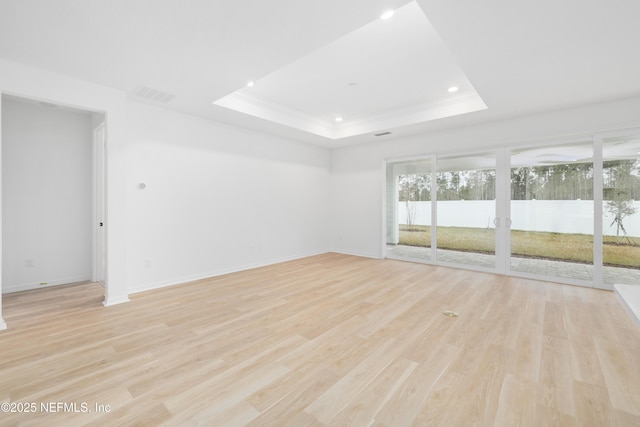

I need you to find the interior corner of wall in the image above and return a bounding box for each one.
[102,296,130,307]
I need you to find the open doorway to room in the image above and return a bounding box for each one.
[1,94,106,312]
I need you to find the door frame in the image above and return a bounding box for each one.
[93,122,107,285]
[384,129,640,289]
[0,93,110,331]
[385,150,505,274]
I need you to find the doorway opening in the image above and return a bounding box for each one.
[1,94,107,320]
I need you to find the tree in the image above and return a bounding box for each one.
[606,195,637,243]
[604,160,639,244]
[398,174,429,230]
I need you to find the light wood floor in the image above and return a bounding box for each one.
[1,253,639,426]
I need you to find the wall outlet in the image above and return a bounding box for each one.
[144,258,151,268]
[25,259,34,268]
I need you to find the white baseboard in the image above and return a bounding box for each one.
[330,249,382,259]
[128,250,329,295]
[614,284,640,326]
[103,296,131,307]
[2,275,92,294]
[0,319,7,331]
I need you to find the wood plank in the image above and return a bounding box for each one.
[543,301,568,339]
[374,343,461,426]
[573,380,618,427]
[0,253,638,425]
[494,373,538,427]
[511,319,543,382]
[538,335,576,418]
[304,338,399,424]
[329,357,417,426]
[594,336,640,416]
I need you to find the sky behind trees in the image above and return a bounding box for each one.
[398,159,640,202]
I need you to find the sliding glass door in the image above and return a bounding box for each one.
[385,130,640,289]
[386,159,433,262]
[386,153,499,271]
[436,153,497,269]
[602,135,640,286]
[509,142,594,283]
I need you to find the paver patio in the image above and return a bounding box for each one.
[386,244,640,286]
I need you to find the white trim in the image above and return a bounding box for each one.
[495,149,508,274]
[92,122,107,286]
[2,276,93,294]
[430,156,437,261]
[0,58,130,309]
[127,250,332,295]
[593,135,604,288]
[384,125,640,167]
[331,250,381,260]
[0,319,6,331]
[381,159,388,258]
[594,126,640,140]
[386,253,432,264]
[376,162,385,258]
[435,260,500,276]
[103,296,130,307]
[614,284,640,325]
[216,88,486,140]
[508,269,598,290]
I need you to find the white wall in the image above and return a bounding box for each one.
[331,96,640,258]
[125,101,331,293]
[2,99,93,292]
[0,58,332,317]
[0,58,129,307]
[2,55,639,329]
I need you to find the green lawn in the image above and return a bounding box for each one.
[399,225,640,268]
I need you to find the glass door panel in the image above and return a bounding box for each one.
[510,143,594,282]
[436,153,496,269]
[602,136,640,286]
[386,159,432,262]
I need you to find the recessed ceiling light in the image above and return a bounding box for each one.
[246,81,255,87]
[335,117,343,122]
[448,86,459,93]
[380,10,394,20]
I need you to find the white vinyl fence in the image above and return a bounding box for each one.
[398,200,640,237]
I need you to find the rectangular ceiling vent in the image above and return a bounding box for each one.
[132,86,176,104]
[375,131,392,137]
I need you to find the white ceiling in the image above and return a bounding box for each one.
[214,2,485,139]
[1,0,639,147]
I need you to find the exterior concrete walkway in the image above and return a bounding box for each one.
[386,244,640,286]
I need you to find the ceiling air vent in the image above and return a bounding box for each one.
[374,131,392,137]
[132,86,176,104]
